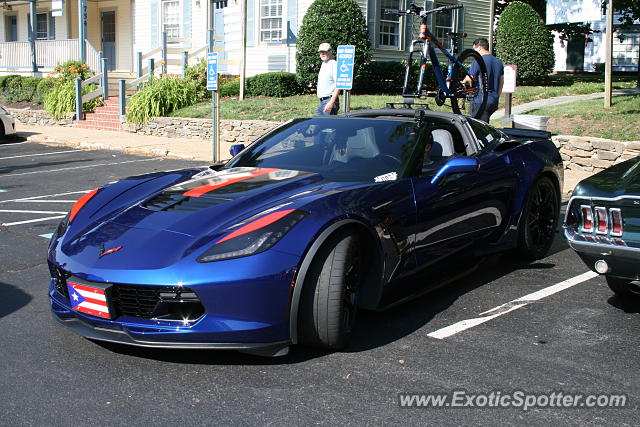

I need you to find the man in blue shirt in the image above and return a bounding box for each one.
[466,38,504,123]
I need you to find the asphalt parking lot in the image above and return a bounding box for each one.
[1,139,638,425]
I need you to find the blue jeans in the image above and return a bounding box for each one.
[316,97,339,115]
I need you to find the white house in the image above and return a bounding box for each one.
[0,0,493,76]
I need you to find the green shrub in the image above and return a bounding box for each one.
[219,78,240,97]
[44,80,102,119]
[296,0,370,86]
[50,60,93,80]
[495,1,555,84]
[245,72,305,97]
[34,78,59,104]
[126,77,198,124]
[185,57,208,101]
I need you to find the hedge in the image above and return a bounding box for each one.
[245,72,305,97]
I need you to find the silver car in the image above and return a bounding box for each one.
[0,105,17,138]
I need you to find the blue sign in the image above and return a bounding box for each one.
[336,45,355,90]
[207,52,218,91]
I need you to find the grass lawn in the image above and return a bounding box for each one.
[525,95,640,141]
[170,74,638,122]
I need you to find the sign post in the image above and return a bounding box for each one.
[336,45,355,114]
[207,52,219,162]
[502,64,517,127]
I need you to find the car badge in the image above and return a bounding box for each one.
[99,245,123,257]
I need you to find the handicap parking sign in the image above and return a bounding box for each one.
[336,45,355,90]
[207,52,218,91]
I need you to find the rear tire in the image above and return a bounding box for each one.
[606,276,640,300]
[451,49,488,119]
[299,231,361,350]
[517,177,559,259]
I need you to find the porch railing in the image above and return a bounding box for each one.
[0,39,102,72]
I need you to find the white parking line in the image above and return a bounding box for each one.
[3,158,158,177]
[0,149,83,161]
[0,190,90,204]
[1,215,65,226]
[0,141,29,147]
[0,209,68,214]
[427,271,599,339]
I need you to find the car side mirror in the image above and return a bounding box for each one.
[230,144,245,157]
[430,157,479,185]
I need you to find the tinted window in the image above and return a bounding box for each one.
[467,118,505,149]
[227,118,423,182]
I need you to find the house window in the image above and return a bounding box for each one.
[379,0,401,48]
[163,0,180,38]
[433,2,455,42]
[36,13,49,40]
[260,0,283,43]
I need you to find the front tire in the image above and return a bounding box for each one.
[606,276,640,300]
[517,176,559,259]
[299,231,361,350]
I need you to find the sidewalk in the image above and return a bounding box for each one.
[492,87,640,121]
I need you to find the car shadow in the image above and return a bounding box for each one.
[0,158,92,175]
[607,295,640,314]
[0,282,32,319]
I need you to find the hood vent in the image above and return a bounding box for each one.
[142,191,232,212]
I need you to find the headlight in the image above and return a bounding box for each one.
[197,209,307,262]
[0,105,7,115]
[55,213,70,238]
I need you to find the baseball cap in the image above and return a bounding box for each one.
[318,43,332,52]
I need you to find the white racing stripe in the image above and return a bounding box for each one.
[0,149,83,160]
[427,271,599,339]
[3,158,157,177]
[1,215,65,226]
[0,209,67,214]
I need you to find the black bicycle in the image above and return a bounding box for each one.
[387,3,488,119]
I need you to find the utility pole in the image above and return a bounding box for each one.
[604,0,614,109]
[239,0,247,100]
[29,0,37,73]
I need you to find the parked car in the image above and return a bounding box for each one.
[48,107,563,356]
[564,157,640,300]
[0,105,17,138]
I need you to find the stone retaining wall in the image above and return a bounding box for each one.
[552,135,640,173]
[9,108,74,126]
[122,117,281,144]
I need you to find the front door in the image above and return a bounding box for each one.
[6,15,17,41]
[567,35,585,72]
[101,11,116,71]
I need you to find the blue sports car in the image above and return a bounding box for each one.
[49,107,563,356]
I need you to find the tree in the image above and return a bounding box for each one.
[295,0,370,86]
[495,2,555,83]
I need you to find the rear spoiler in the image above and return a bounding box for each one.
[501,128,552,140]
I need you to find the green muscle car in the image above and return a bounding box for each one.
[564,157,640,300]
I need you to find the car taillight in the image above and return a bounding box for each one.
[580,205,594,233]
[610,208,623,236]
[595,206,608,235]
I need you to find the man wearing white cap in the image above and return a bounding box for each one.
[316,43,340,115]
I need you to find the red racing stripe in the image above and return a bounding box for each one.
[69,188,99,222]
[216,209,296,244]
[183,168,280,198]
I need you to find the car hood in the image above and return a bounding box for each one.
[59,167,347,269]
[573,157,640,199]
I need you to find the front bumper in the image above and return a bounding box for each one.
[564,228,640,281]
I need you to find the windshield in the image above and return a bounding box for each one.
[226,118,423,182]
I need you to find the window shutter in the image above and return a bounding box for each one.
[49,13,56,40]
[246,0,255,47]
[183,0,192,46]
[151,1,159,48]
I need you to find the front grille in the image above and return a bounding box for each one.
[111,284,205,321]
[111,284,163,319]
[49,262,70,298]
